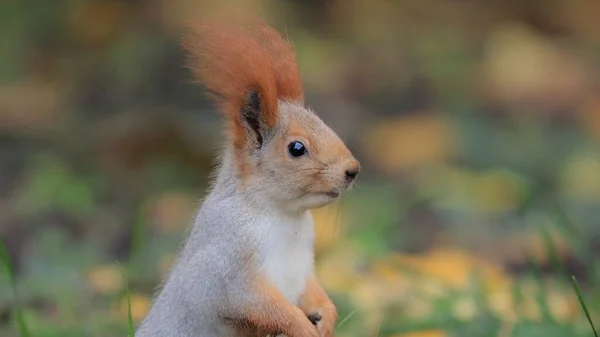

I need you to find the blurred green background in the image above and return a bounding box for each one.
[2,0,600,336]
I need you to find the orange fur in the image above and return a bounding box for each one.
[226,274,318,337]
[182,19,277,150]
[216,12,304,103]
[181,13,304,150]
[298,276,338,337]
[251,19,304,102]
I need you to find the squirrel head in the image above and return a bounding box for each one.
[182,14,360,212]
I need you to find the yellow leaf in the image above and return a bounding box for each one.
[390,329,448,337]
[128,293,152,321]
[402,296,434,320]
[418,166,525,214]
[413,277,449,299]
[522,296,542,322]
[548,289,581,322]
[482,23,589,108]
[451,296,478,322]
[363,112,460,173]
[370,259,410,290]
[112,293,151,322]
[351,275,394,310]
[561,152,600,202]
[487,289,517,321]
[417,249,476,288]
[391,248,512,291]
[87,264,124,295]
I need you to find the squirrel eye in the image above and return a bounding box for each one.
[288,141,307,157]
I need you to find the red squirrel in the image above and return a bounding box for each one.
[136,13,360,337]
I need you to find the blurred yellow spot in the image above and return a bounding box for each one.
[129,293,151,321]
[403,296,434,320]
[451,296,477,322]
[522,296,542,321]
[352,275,390,310]
[363,112,460,173]
[413,277,448,298]
[525,229,571,265]
[487,289,516,321]
[415,249,472,288]
[113,293,151,322]
[365,311,386,337]
[471,170,525,213]
[561,153,600,202]
[316,242,364,291]
[391,248,510,291]
[312,203,346,254]
[87,264,124,295]
[371,260,411,292]
[419,166,526,214]
[149,192,198,234]
[158,253,177,278]
[548,290,580,322]
[391,329,448,337]
[498,320,516,337]
[483,23,588,107]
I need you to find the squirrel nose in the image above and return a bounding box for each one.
[345,162,360,182]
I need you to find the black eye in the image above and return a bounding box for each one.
[288,141,307,157]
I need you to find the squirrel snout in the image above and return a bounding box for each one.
[344,161,360,182]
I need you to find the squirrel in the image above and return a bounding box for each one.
[136,12,360,337]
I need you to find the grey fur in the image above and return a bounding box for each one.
[137,101,358,337]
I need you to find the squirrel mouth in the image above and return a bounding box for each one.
[325,191,340,198]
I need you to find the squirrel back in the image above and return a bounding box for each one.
[137,12,360,337]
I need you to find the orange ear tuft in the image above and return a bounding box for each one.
[248,17,304,103]
[182,13,304,149]
[182,18,278,148]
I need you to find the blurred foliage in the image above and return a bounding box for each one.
[1,0,600,336]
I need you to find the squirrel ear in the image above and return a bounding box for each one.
[239,88,275,149]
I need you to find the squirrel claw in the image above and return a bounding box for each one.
[308,312,322,326]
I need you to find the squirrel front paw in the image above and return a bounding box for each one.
[308,306,337,337]
[297,319,319,337]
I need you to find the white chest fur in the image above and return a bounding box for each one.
[260,211,315,304]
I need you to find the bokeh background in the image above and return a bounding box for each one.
[2,0,600,336]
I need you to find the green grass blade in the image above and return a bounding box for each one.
[130,203,147,264]
[571,275,598,337]
[375,319,383,337]
[525,251,552,322]
[538,224,565,280]
[0,240,16,286]
[117,261,136,337]
[0,238,30,337]
[336,309,356,329]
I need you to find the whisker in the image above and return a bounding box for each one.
[333,199,340,242]
[325,199,337,252]
[291,168,323,173]
[340,195,345,240]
